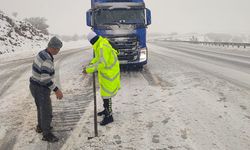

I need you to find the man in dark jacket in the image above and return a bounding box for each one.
[29,36,63,142]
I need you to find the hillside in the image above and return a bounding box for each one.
[0,11,48,55]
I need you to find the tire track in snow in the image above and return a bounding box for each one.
[0,63,31,98]
[154,41,250,74]
[0,49,83,98]
[149,43,250,90]
[47,50,93,150]
[0,48,91,150]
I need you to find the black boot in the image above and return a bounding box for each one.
[100,98,113,126]
[42,133,59,143]
[98,99,109,116]
[100,115,114,126]
[97,110,106,116]
[36,125,42,133]
[36,125,53,133]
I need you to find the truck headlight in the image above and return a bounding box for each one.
[140,48,147,62]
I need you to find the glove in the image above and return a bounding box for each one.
[82,67,87,74]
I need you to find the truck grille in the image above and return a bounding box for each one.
[107,35,139,61]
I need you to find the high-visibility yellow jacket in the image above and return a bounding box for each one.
[86,36,120,99]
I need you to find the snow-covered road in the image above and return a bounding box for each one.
[0,41,250,150]
[0,47,94,150]
[63,42,250,150]
[152,41,250,89]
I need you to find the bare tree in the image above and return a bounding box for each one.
[24,17,49,35]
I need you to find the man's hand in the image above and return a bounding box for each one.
[55,89,63,100]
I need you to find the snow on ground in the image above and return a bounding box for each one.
[0,11,49,55]
[1,40,250,150]
[61,43,250,150]
[10,49,92,150]
[0,39,91,150]
[0,39,89,63]
[176,42,250,53]
[149,33,250,43]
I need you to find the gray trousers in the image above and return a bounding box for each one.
[29,82,52,135]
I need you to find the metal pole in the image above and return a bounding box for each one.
[93,52,98,137]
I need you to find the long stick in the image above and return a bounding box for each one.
[93,55,98,137]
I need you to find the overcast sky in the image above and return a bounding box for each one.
[1,0,250,35]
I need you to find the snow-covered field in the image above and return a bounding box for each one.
[0,40,250,150]
[0,40,89,63]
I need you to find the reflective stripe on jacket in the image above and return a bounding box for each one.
[86,36,120,99]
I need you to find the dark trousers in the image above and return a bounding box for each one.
[29,82,52,135]
[103,98,112,115]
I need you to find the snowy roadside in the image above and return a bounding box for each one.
[62,72,173,150]
[0,41,92,150]
[0,39,89,63]
[10,50,92,150]
[0,41,249,150]
[61,43,250,150]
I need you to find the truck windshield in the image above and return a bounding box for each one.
[94,9,145,26]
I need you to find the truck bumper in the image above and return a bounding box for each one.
[119,59,147,66]
[119,48,148,66]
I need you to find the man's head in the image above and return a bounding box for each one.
[47,36,63,55]
[87,31,99,45]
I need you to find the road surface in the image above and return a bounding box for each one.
[0,41,250,150]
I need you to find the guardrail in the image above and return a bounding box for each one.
[160,40,250,48]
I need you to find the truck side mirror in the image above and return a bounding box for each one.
[86,10,93,26]
[146,8,151,26]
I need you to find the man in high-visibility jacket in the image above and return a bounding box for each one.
[83,31,120,126]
